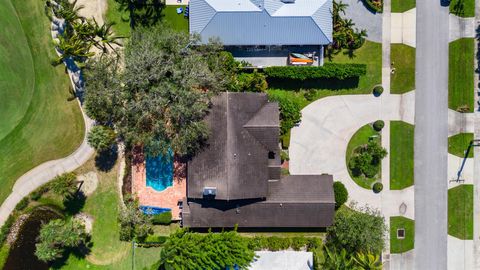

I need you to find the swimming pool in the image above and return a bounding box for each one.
[145,151,173,192]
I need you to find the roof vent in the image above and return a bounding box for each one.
[203,187,217,197]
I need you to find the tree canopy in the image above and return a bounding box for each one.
[35,218,88,262]
[153,229,255,270]
[118,198,152,242]
[84,27,231,157]
[327,205,386,254]
[87,125,116,151]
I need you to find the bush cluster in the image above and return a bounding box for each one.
[373,120,384,131]
[246,236,322,251]
[14,197,30,211]
[333,181,349,209]
[232,71,268,92]
[362,0,383,12]
[373,86,384,96]
[151,211,172,225]
[349,141,387,178]
[0,215,16,245]
[263,63,367,81]
[372,182,383,193]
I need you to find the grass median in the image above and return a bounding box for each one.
[448,184,474,240]
[390,121,414,190]
[390,216,414,253]
[449,38,474,112]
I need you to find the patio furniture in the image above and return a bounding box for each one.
[176,7,183,14]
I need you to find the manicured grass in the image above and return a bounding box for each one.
[449,38,474,112]
[390,121,414,190]
[163,6,189,33]
[450,0,475,17]
[106,0,131,37]
[105,2,189,36]
[0,0,35,141]
[391,0,416,12]
[390,44,415,94]
[390,216,414,253]
[267,41,382,110]
[449,133,474,158]
[58,158,163,269]
[0,0,84,204]
[346,124,381,189]
[448,184,474,240]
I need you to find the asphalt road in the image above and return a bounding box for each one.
[414,0,450,268]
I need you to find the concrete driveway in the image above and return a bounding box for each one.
[342,0,383,43]
[289,92,415,209]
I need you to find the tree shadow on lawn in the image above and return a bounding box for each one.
[50,237,93,270]
[63,191,87,216]
[266,77,360,90]
[114,0,165,29]
[95,145,118,172]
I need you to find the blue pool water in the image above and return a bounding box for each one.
[146,151,173,192]
[140,205,171,215]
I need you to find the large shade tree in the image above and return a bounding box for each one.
[84,27,230,157]
[35,218,88,262]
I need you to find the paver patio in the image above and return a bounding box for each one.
[132,150,186,220]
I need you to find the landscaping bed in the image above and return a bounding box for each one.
[361,0,383,13]
[448,133,474,158]
[391,44,415,94]
[390,121,414,190]
[346,124,383,189]
[390,216,414,253]
[449,38,474,112]
[448,184,474,240]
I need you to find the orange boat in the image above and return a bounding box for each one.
[289,53,314,65]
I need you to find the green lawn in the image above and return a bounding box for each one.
[267,41,382,110]
[106,2,189,36]
[391,0,416,12]
[449,133,474,158]
[390,216,414,253]
[0,0,84,205]
[391,44,415,94]
[390,121,414,190]
[58,159,163,269]
[450,0,475,17]
[0,0,35,141]
[449,38,474,112]
[346,124,381,189]
[448,184,474,240]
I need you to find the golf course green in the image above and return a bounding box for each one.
[0,0,84,204]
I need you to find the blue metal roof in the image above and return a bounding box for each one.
[189,0,332,46]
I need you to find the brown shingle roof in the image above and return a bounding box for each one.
[187,92,280,200]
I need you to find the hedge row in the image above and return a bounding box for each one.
[263,63,367,81]
[152,211,172,225]
[245,236,322,251]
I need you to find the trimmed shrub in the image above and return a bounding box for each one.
[0,215,16,244]
[280,150,289,162]
[30,191,42,201]
[87,125,116,151]
[333,181,349,209]
[264,63,367,81]
[15,197,29,211]
[362,0,383,13]
[303,89,317,101]
[373,120,385,131]
[373,182,383,193]
[152,211,172,225]
[373,86,384,96]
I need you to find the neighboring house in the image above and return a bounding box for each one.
[181,92,335,228]
[188,0,333,66]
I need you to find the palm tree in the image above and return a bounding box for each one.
[323,246,354,270]
[353,252,382,270]
[51,33,94,67]
[90,19,124,53]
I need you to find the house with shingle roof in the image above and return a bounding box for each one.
[181,92,335,228]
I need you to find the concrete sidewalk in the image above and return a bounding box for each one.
[391,8,416,47]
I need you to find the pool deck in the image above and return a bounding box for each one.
[132,152,186,221]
